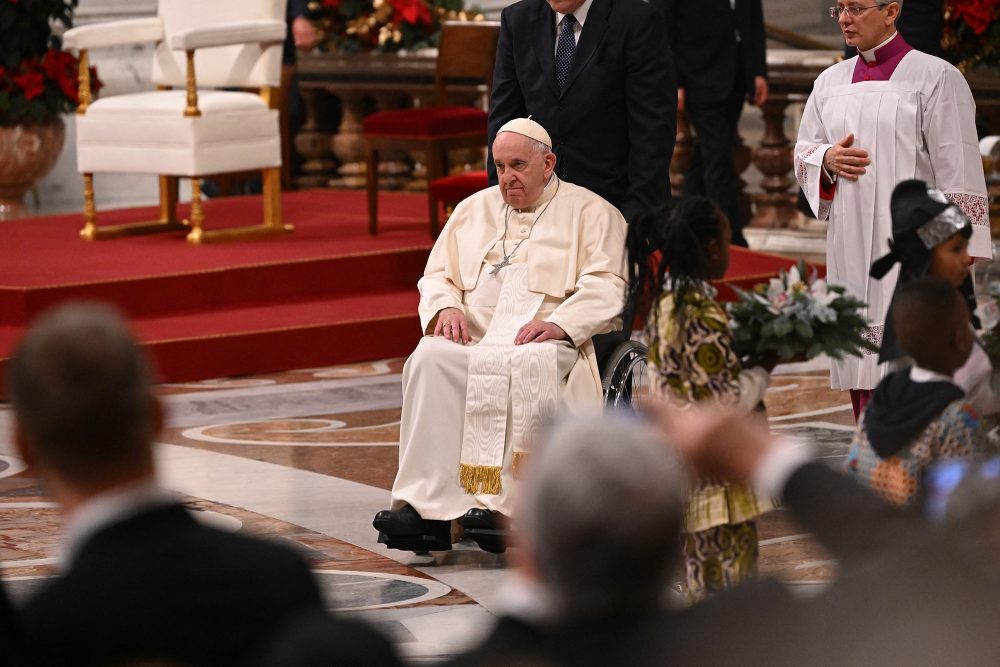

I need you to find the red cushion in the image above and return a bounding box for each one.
[363,107,487,137]
[429,171,489,202]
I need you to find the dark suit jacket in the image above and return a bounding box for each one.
[1,580,25,667]
[661,0,766,104]
[780,463,1000,666]
[488,0,677,223]
[21,503,325,667]
[447,609,696,667]
[453,464,1000,667]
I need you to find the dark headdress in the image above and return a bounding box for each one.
[870,179,975,363]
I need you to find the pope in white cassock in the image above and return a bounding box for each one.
[793,0,991,410]
[373,118,628,554]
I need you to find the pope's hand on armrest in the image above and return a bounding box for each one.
[514,320,567,345]
[432,307,470,345]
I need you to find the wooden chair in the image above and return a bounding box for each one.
[428,169,488,221]
[363,20,500,238]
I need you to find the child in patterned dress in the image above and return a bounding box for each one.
[625,197,774,601]
[845,278,990,507]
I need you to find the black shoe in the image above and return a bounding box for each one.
[373,505,451,552]
[460,508,509,554]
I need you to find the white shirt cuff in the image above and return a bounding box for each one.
[752,436,814,500]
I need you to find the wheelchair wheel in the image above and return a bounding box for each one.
[601,340,649,410]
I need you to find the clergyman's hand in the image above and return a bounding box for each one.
[434,307,470,344]
[514,320,567,345]
[822,133,869,181]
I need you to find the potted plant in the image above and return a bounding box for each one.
[0,0,101,220]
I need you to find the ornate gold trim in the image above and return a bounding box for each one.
[80,173,97,239]
[76,50,91,115]
[183,50,201,117]
[186,176,205,243]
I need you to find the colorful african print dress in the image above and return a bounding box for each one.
[645,279,770,601]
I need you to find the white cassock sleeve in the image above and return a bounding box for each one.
[923,67,993,259]
[545,206,628,347]
[417,233,466,334]
[794,89,835,223]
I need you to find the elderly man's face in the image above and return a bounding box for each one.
[493,132,557,210]
[547,0,585,14]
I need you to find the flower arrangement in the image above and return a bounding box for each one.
[0,0,101,126]
[943,0,1000,71]
[727,260,878,362]
[313,0,481,53]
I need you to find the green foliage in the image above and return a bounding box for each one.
[0,0,76,70]
[727,259,879,363]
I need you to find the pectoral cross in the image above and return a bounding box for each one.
[489,257,510,276]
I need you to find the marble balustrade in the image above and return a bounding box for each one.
[295,49,1000,233]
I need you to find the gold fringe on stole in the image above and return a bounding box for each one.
[459,463,503,495]
[511,451,529,480]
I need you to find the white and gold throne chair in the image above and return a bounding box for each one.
[63,0,291,244]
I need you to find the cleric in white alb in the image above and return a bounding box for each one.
[794,0,991,405]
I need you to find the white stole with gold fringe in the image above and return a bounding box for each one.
[460,264,559,495]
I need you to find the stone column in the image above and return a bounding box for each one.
[294,87,337,189]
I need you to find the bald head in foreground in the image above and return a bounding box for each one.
[374,118,629,555]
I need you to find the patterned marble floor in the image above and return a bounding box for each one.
[0,355,854,661]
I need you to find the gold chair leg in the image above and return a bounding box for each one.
[159,175,179,224]
[262,166,289,231]
[80,173,98,240]
[186,168,292,244]
[81,173,188,241]
[186,177,205,244]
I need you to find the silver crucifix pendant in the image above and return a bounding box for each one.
[489,257,510,276]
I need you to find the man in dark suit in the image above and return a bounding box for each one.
[663,0,767,246]
[487,0,677,225]
[653,405,1000,666]
[7,303,328,667]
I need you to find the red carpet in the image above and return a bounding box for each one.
[0,189,817,395]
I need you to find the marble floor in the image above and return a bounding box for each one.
[0,355,855,662]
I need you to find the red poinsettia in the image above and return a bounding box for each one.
[1,0,102,125]
[14,69,45,100]
[953,0,998,34]
[42,47,79,101]
[943,0,1000,69]
[387,0,432,25]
